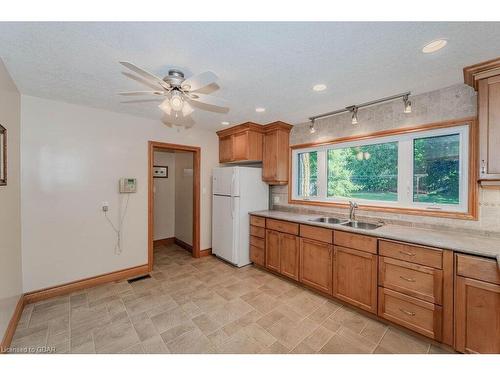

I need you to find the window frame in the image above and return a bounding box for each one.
[289,119,478,219]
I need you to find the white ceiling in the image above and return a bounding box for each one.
[0,22,499,131]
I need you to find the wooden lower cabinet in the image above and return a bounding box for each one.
[265,229,299,280]
[265,229,281,273]
[299,238,333,294]
[379,287,442,341]
[333,246,378,313]
[455,276,500,353]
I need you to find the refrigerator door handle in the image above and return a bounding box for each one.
[230,196,234,219]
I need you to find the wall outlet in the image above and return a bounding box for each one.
[102,202,109,212]
[273,196,280,204]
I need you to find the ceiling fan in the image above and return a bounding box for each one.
[118,61,229,119]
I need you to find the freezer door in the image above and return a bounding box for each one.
[213,167,240,196]
[212,195,239,264]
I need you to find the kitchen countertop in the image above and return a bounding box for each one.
[250,210,500,267]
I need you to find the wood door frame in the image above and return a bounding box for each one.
[148,141,201,271]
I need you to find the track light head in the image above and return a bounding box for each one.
[347,106,358,125]
[309,119,316,134]
[403,95,412,114]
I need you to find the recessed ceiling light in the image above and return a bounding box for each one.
[255,107,266,113]
[221,121,230,126]
[422,39,447,54]
[313,84,327,92]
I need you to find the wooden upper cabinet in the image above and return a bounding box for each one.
[455,254,500,353]
[216,122,264,163]
[299,238,333,295]
[262,121,293,185]
[464,57,500,185]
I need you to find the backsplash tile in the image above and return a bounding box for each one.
[270,83,500,235]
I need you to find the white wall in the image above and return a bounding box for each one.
[21,95,218,292]
[174,152,194,245]
[0,59,22,339]
[153,152,175,241]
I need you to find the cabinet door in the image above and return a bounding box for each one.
[299,238,332,294]
[265,229,280,273]
[232,132,248,161]
[262,130,278,182]
[333,246,378,313]
[280,233,299,281]
[455,276,500,353]
[219,135,233,163]
[479,75,500,180]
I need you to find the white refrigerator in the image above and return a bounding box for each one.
[212,166,269,267]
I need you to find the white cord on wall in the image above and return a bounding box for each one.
[104,193,130,255]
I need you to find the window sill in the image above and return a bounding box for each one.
[287,198,478,221]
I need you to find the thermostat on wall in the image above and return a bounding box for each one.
[119,178,137,193]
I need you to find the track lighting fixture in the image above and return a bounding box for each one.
[309,91,411,127]
[403,94,412,114]
[309,118,316,134]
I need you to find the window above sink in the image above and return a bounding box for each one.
[290,119,477,220]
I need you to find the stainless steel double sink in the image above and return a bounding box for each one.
[308,217,382,230]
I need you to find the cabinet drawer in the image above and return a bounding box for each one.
[379,240,442,269]
[250,236,265,249]
[334,231,377,254]
[250,225,265,238]
[266,219,299,235]
[300,224,333,244]
[250,245,265,266]
[250,215,266,228]
[457,254,500,285]
[379,257,443,305]
[378,287,442,341]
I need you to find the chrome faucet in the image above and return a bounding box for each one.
[349,201,358,221]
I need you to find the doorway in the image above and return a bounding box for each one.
[148,141,201,272]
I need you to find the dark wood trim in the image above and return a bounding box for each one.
[288,118,479,221]
[24,264,149,304]
[153,237,175,247]
[174,238,193,252]
[148,141,201,272]
[463,57,500,90]
[0,295,25,353]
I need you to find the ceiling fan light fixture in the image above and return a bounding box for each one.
[158,99,172,115]
[182,101,194,117]
[169,91,184,111]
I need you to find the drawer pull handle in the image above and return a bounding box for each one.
[399,308,416,317]
[399,276,416,282]
[399,250,416,257]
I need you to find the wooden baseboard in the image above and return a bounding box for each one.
[174,238,193,252]
[153,237,175,247]
[200,248,212,257]
[0,295,25,354]
[24,264,149,304]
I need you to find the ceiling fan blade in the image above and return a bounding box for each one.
[188,93,228,110]
[119,61,170,90]
[181,71,218,92]
[118,91,165,96]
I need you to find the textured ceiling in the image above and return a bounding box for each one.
[0,22,499,131]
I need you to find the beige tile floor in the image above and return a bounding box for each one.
[10,244,455,354]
